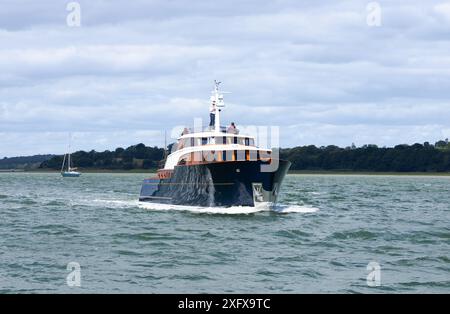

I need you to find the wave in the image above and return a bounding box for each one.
[138,201,319,215]
[138,202,263,214]
[83,198,319,215]
[271,204,319,214]
[90,199,141,208]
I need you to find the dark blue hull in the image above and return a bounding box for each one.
[139,160,291,207]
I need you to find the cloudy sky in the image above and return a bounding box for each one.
[1,0,450,157]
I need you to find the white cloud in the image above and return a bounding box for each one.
[0,0,450,157]
[434,3,450,20]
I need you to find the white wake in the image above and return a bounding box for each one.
[137,201,319,215]
[87,198,319,215]
[270,204,319,214]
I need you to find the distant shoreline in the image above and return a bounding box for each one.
[24,168,157,174]
[3,169,449,176]
[288,170,450,176]
[4,142,450,173]
[0,169,25,172]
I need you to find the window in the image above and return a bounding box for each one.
[202,137,208,145]
[177,139,188,150]
[236,150,245,161]
[216,151,223,162]
[245,138,249,146]
[181,138,191,148]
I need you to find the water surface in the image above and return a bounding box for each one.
[0,173,449,293]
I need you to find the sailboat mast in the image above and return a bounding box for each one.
[164,130,167,159]
[61,154,66,173]
[68,133,71,171]
[159,130,168,168]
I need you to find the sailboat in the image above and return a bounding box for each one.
[61,139,81,177]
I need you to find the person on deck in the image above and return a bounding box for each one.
[227,122,238,134]
[209,101,216,128]
[181,127,189,136]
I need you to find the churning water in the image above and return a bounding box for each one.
[0,173,449,293]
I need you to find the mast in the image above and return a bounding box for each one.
[213,80,224,133]
[164,130,167,158]
[158,130,168,169]
[68,133,71,172]
[61,154,66,173]
[163,129,168,162]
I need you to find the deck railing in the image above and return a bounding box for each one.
[181,125,240,135]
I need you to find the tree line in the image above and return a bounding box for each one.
[0,154,54,170]
[37,140,450,172]
[280,140,450,172]
[40,144,164,170]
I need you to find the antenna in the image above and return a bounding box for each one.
[164,130,167,158]
[160,129,168,168]
[211,80,226,133]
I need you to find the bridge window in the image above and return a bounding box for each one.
[236,149,246,161]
